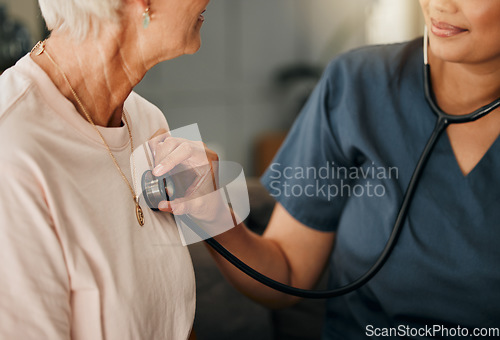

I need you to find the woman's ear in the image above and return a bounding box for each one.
[138,0,150,12]
[123,0,149,15]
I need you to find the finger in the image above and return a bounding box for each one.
[153,141,208,176]
[148,129,170,151]
[153,143,191,176]
[152,137,190,166]
[148,134,176,162]
[162,197,191,215]
[157,200,172,212]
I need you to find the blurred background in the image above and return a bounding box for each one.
[1,0,423,339]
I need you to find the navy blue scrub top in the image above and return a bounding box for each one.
[261,39,500,339]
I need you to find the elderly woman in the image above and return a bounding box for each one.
[0,0,207,338]
[153,0,500,338]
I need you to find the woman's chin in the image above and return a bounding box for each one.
[184,39,202,55]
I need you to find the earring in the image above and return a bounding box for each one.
[142,7,150,29]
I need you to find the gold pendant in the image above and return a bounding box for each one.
[136,203,145,227]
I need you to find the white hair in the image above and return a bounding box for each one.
[38,0,122,39]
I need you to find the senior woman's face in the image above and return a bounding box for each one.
[154,0,210,56]
[419,0,500,65]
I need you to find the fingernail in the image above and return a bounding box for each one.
[158,201,170,210]
[153,164,165,176]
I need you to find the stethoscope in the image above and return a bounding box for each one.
[143,28,500,299]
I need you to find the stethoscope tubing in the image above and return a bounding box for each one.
[197,116,448,299]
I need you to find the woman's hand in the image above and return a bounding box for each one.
[148,133,235,240]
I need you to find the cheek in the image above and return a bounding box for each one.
[419,0,428,13]
[163,16,194,40]
[419,0,430,23]
[465,4,500,44]
[419,0,427,11]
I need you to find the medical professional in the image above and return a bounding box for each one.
[0,0,209,338]
[155,0,500,338]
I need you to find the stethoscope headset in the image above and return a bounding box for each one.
[142,28,500,299]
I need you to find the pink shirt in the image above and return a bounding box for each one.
[0,56,196,339]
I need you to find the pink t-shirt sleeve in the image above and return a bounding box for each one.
[0,165,71,339]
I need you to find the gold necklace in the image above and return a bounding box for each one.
[32,40,145,227]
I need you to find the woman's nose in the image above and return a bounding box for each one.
[430,0,458,14]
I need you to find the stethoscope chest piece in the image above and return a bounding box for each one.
[141,170,175,211]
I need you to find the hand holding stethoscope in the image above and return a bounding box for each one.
[147,132,235,231]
